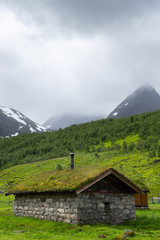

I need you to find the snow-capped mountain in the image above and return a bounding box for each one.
[43,114,104,130]
[0,106,47,137]
[107,85,160,119]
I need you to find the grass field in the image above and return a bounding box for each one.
[0,194,160,240]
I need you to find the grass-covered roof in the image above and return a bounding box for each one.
[7,166,109,194]
[6,165,147,195]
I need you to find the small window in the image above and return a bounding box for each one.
[105,202,110,210]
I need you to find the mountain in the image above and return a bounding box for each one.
[107,85,160,119]
[0,106,47,137]
[43,114,104,130]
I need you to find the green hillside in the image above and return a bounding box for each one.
[1,149,160,196]
[1,109,160,171]
[1,110,160,196]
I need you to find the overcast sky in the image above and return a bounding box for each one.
[0,0,160,124]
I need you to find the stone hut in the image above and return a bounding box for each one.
[7,167,144,225]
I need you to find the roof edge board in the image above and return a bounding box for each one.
[76,168,144,195]
[110,169,144,195]
[76,169,112,194]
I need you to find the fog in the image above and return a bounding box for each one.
[0,0,160,124]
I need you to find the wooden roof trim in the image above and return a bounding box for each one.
[76,169,112,194]
[76,168,144,195]
[110,169,144,195]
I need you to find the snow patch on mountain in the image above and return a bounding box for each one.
[11,132,19,137]
[0,105,47,137]
[18,126,23,131]
[113,112,118,116]
[0,106,27,125]
[29,125,36,133]
[35,123,47,131]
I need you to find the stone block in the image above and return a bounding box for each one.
[71,214,77,220]
[83,203,92,208]
[58,208,64,213]
[79,202,84,208]
[97,203,105,209]
[72,209,78,213]
[64,219,71,224]
[51,216,57,221]
[58,218,63,222]
[64,202,70,208]
[124,209,130,214]
[110,204,116,209]
[71,202,78,208]
[125,205,133,210]
[83,194,89,199]
[48,208,54,212]
[55,202,59,208]
[19,206,24,211]
[59,213,66,218]
[118,204,124,209]
[64,209,69,213]
[60,202,64,208]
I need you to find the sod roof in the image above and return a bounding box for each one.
[6,166,147,195]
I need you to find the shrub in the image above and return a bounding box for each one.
[56,164,63,170]
[94,152,99,158]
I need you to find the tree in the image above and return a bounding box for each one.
[128,142,135,151]
[148,149,156,159]
[157,146,160,158]
[123,142,128,152]
[56,164,63,170]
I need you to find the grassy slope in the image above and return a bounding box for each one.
[1,109,160,171]
[1,143,160,195]
[0,194,160,240]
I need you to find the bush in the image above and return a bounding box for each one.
[56,164,63,170]
[94,152,99,158]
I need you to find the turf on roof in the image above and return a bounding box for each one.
[7,165,148,195]
[7,166,110,194]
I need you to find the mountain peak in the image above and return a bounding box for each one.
[107,85,160,119]
[0,106,47,137]
[134,84,154,93]
[139,83,153,89]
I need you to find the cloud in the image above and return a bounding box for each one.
[3,0,160,36]
[0,1,160,123]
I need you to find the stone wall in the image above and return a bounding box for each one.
[13,192,136,224]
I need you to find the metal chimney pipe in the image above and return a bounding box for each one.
[70,153,74,170]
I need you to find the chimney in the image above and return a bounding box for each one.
[70,153,74,170]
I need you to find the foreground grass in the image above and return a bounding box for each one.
[0,194,160,240]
